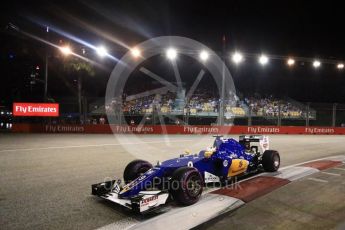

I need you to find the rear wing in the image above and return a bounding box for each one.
[239,135,263,142]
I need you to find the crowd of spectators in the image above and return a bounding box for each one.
[122,91,176,114]
[186,89,219,113]
[103,91,305,119]
[244,95,303,118]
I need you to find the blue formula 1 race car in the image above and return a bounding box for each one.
[92,135,280,213]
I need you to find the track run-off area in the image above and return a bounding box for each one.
[1,134,345,229]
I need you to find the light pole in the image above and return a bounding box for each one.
[44,26,49,102]
[44,53,49,102]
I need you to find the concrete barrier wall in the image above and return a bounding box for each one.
[11,124,345,135]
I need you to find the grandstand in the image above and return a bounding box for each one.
[87,89,317,126]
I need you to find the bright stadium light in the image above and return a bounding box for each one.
[259,55,269,65]
[287,58,295,66]
[96,46,108,57]
[337,63,344,69]
[199,50,209,61]
[313,60,321,68]
[60,46,72,56]
[131,47,141,58]
[232,52,243,64]
[166,48,177,60]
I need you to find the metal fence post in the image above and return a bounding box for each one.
[306,103,310,127]
[278,103,281,126]
[248,106,252,126]
[332,103,337,127]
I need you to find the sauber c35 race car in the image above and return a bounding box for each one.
[91,135,280,213]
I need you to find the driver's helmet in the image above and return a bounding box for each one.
[244,142,251,151]
[204,147,216,158]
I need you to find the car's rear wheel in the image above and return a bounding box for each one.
[123,159,152,184]
[262,150,280,172]
[170,167,203,205]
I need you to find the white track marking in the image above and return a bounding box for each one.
[321,172,341,176]
[202,186,220,194]
[273,166,319,181]
[0,139,194,153]
[307,178,328,183]
[333,167,345,171]
[96,217,139,230]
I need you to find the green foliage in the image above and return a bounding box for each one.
[63,59,95,76]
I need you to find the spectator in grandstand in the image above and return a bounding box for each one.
[99,117,105,125]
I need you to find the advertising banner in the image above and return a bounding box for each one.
[13,103,59,117]
[11,124,345,135]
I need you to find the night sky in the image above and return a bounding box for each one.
[1,0,345,106]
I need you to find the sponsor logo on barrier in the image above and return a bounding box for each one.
[114,126,154,133]
[247,126,280,134]
[183,126,219,134]
[305,127,335,134]
[13,103,59,117]
[11,124,345,135]
[45,125,84,133]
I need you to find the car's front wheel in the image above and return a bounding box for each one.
[123,159,152,184]
[262,150,280,172]
[170,167,203,205]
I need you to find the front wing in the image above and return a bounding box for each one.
[92,181,169,213]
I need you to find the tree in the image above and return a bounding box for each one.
[64,59,95,123]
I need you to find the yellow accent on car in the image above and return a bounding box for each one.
[228,159,249,177]
[204,151,214,158]
[119,185,130,194]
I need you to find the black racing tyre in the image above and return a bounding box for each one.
[123,159,152,184]
[262,150,280,172]
[170,167,203,206]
